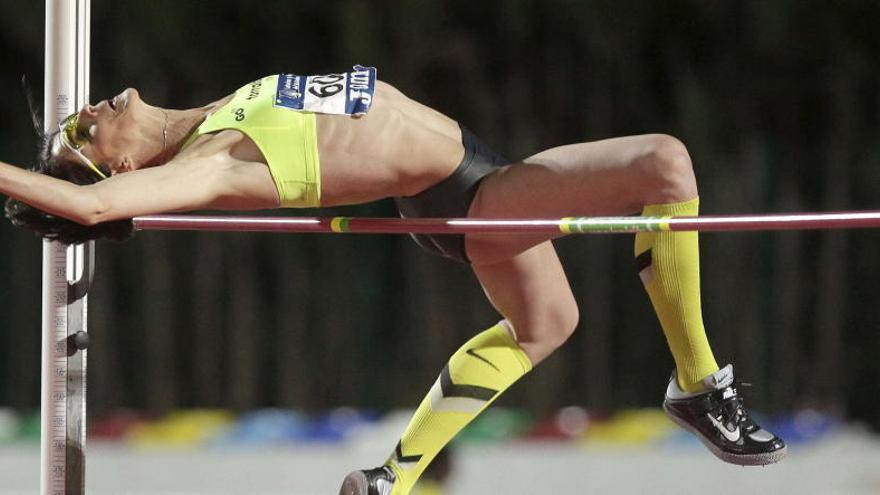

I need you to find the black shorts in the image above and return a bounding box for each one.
[394,124,509,263]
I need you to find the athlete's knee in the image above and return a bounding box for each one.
[511,299,579,361]
[547,301,580,348]
[633,134,698,204]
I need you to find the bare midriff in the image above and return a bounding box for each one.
[314,81,465,206]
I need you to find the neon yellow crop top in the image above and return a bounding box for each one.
[182,75,321,207]
[182,67,377,207]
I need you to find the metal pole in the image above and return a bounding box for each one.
[41,1,92,494]
[132,210,880,235]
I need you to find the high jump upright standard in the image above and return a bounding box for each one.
[41,1,94,494]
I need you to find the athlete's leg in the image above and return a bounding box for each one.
[469,242,578,365]
[466,133,783,465]
[466,133,717,390]
[340,243,577,495]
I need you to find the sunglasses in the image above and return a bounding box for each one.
[57,113,108,179]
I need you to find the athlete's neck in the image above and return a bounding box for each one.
[148,99,228,165]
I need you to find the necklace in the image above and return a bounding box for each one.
[161,110,169,152]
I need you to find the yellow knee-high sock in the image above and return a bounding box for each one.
[385,321,532,495]
[635,197,719,392]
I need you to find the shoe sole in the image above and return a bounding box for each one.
[339,471,370,495]
[663,402,787,466]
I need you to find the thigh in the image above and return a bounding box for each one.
[472,241,578,365]
[466,134,674,264]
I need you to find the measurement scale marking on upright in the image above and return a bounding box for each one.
[50,242,68,490]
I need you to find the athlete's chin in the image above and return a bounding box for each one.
[124,88,157,114]
[124,87,141,102]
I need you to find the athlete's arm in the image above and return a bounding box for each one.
[0,134,280,225]
[83,157,281,223]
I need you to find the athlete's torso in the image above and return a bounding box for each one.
[179,72,465,207]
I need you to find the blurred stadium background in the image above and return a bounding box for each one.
[1,1,880,493]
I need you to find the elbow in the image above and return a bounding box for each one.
[76,212,102,226]
[71,194,112,226]
[66,208,101,226]
[80,204,116,226]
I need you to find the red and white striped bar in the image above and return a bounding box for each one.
[133,210,880,234]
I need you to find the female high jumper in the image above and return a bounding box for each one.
[1,66,785,495]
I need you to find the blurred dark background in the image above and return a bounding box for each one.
[0,1,878,430]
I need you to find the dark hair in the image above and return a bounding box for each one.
[4,86,135,244]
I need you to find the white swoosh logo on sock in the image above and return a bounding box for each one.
[707,414,741,442]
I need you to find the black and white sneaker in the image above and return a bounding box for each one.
[339,466,397,495]
[663,364,787,466]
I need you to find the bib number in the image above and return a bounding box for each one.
[275,65,377,116]
[308,74,345,99]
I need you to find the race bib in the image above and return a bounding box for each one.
[274,65,377,116]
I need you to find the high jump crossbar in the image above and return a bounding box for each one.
[133,210,880,234]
